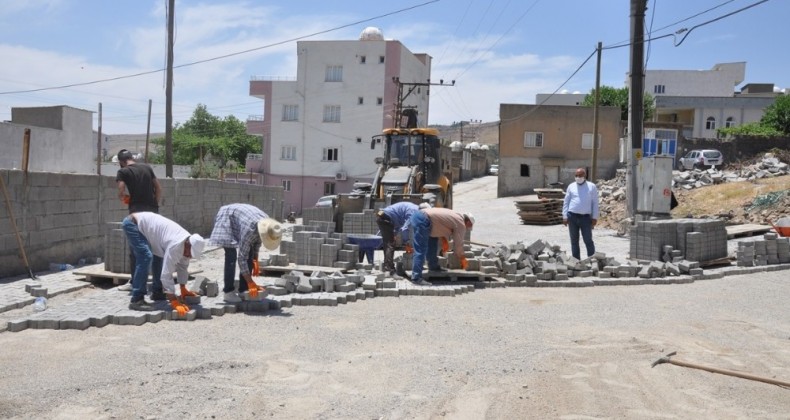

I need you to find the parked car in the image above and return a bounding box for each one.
[489,164,499,175]
[677,149,723,171]
[315,195,337,208]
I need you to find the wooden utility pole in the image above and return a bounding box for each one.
[627,0,647,218]
[97,102,102,175]
[165,0,175,177]
[591,42,602,180]
[22,129,31,172]
[145,99,152,162]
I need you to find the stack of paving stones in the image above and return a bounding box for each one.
[737,232,790,266]
[302,206,334,227]
[104,222,131,273]
[630,219,727,263]
[279,221,359,269]
[342,209,378,235]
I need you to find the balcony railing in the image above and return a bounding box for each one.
[250,75,296,81]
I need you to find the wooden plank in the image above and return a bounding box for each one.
[725,224,773,239]
[73,266,203,284]
[260,264,347,276]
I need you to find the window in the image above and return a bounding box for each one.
[520,164,530,177]
[281,146,296,160]
[653,84,665,94]
[706,116,716,130]
[725,117,736,128]
[376,97,383,106]
[323,147,339,162]
[359,55,366,64]
[379,55,385,64]
[281,180,291,192]
[323,105,341,123]
[356,137,362,143]
[523,132,543,148]
[358,97,364,105]
[325,65,343,82]
[324,182,336,195]
[282,104,299,121]
[581,133,602,150]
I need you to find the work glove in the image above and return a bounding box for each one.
[404,244,413,254]
[460,256,469,271]
[169,297,189,317]
[121,195,130,205]
[441,237,450,255]
[252,260,260,277]
[246,280,265,298]
[179,284,198,298]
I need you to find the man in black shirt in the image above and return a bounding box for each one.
[115,149,165,299]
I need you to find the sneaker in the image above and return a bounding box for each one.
[129,299,155,311]
[118,282,133,291]
[150,291,167,301]
[410,278,432,286]
[389,271,403,280]
[223,291,242,303]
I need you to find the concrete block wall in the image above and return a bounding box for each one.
[0,169,283,278]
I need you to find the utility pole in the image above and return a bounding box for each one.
[97,102,102,175]
[459,119,481,144]
[627,0,647,218]
[145,99,152,162]
[391,77,454,128]
[165,0,175,178]
[591,42,602,181]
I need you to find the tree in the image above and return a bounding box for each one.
[582,86,654,121]
[149,104,262,175]
[760,95,790,135]
[717,121,782,138]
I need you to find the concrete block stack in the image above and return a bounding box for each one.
[342,209,378,235]
[279,222,360,268]
[302,206,334,227]
[630,218,727,263]
[736,233,790,267]
[104,222,130,273]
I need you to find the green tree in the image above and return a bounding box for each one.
[760,95,790,135]
[717,121,782,138]
[149,104,262,175]
[582,86,654,121]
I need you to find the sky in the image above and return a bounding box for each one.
[0,0,787,135]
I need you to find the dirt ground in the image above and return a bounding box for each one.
[0,176,789,419]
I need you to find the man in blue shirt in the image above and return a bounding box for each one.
[376,201,419,278]
[562,168,599,259]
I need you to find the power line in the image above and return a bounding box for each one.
[0,0,440,96]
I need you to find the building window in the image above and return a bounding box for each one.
[281,180,291,192]
[706,116,716,130]
[358,97,364,105]
[379,55,385,64]
[281,146,296,161]
[356,137,362,143]
[359,55,366,64]
[323,105,341,123]
[376,97,383,106]
[324,182,336,195]
[581,133,602,150]
[521,164,530,177]
[523,132,543,148]
[725,117,736,128]
[282,104,299,121]
[325,65,343,82]
[653,84,665,94]
[323,147,339,162]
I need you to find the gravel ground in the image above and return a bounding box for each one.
[0,176,788,419]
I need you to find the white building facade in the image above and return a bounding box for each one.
[248,28,431,213]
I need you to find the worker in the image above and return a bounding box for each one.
[376,201,419,278]
[408,207,474,285]
[562,167,599,259]
[208,204,283,303]
[115,149,163,296]
[122,212,206,315]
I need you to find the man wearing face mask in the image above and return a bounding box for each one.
[562,168,599,259]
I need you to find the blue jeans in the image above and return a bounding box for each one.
[410,211,439,280]
[567,212,595,259]
[223,248,254,293]
[122,217,152,302]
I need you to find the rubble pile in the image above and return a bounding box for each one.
[674,155,789,190]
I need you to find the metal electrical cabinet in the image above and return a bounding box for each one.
[637,155,674,215]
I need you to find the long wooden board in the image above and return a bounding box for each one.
[725,224,773,239]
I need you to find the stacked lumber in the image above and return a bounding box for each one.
[514,197,563,225]
[534,188,565,200]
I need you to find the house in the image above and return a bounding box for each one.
[247,27,432,214]
[0,105,95,174]
[497,104,621,197]
[640,62,779,139]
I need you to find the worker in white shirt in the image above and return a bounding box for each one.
[562,167,599,259]
[122,212,206,315]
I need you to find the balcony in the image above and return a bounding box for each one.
[246,115,265,136]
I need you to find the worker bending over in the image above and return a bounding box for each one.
[409,207,474,285]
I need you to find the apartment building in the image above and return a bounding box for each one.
[247,27,432,214]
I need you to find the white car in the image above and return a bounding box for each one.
[489,164,499,175]
[315,195,336,208]
[677,149,723,171]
